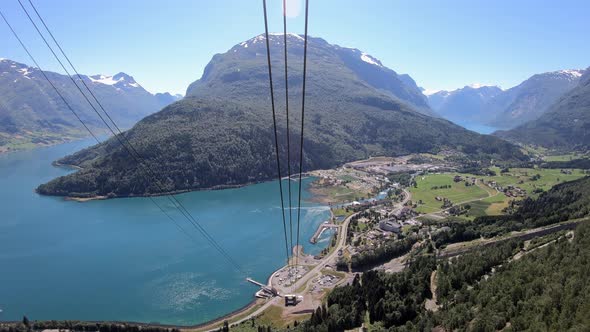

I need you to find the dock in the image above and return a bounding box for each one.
[246,277,280,298]
[310,222,339,244]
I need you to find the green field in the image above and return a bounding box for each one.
[543,152,588,162]
[423,167,587,219]
[337,174,357,182]
[410,168,586,216]
[453,193,508,220]
[485,167,586,197]
[410,174,489,214]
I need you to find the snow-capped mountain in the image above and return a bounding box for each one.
[496,67,590,150]
[486,69,585,128]
[38,33,524,198]
[427,69,586,129]
[427,85,503,123]
[88,72,141,89]
[0,58,178,151]
[189,33,435,116]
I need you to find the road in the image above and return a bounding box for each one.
[199,188,412,331]
[292,188,411,292]
[438,217,587,258]
[200,210,359,331]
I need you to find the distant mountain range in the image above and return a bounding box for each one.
[427,84,503,124]
[0,58,181,152]
[37,33,524,198]
[496,68,590,151]
[427,69,585,129]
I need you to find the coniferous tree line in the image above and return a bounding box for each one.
[298,177,590,331]
[0,321,180,332]
[350,236,418,271]
[299,221,590,331]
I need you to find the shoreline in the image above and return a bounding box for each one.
[47,174,315,202]
[0,239,318,331]
[30,158,330,327]
[54,180,327,329]
[0,132,108,156]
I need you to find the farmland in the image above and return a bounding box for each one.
[411,167,586,218]
[410,173,489,214]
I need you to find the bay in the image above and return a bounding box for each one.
[0,138,331,325]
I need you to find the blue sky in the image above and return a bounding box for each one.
[2,0,589,95]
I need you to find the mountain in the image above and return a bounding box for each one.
[487,69,584,128]
[154,92,183,105]
[427,70,584,130]
[427,84,503,124]
[187,34,435,117]
[0,58,177,152]
[36,34,525,198]
[495,68,590,150]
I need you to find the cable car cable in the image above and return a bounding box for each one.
[282,0,295,265]
[13,1,246,276]
[262,0,292,270]
[295,0,309,271]
[0,8,198,247]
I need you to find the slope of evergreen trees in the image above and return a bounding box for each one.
[301,221,590,331]
[300,177,590,331]
[436,222,590,331]
[36,35,526,198]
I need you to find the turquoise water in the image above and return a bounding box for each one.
[455,121,499,135]
[0,139,331,325]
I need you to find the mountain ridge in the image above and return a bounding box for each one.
[0,58,178,152]
[36,34,525,198]
[427,69,585,129]
[187,34,435,117]
[495,67,590,150]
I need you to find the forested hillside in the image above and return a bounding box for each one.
[301,177,590,331]
[37,34,525,198]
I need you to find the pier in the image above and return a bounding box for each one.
[246,278,280,298]
[310,222,339,244]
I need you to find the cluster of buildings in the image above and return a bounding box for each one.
[484,180,527,198]
[345,155,452,176]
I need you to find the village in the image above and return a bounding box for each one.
[206,154,589,331]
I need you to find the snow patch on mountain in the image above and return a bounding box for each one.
[239,33,305,48]
[422,89,445,96]
[466,83,502,90]
[17,67,32,79]
[268,32,304,41]
[360,53,382,67]
[556,69,584,79]
[88,73,140,89]
[89,74,122,85]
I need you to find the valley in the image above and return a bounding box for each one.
[1,2,589,330]
[175,149,590,331]
[3,136,588,332]
[34,34,525,200]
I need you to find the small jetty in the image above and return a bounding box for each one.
[246,277,279,298]
[310,221,339,244]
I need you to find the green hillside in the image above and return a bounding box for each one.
[37,34,525,198]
